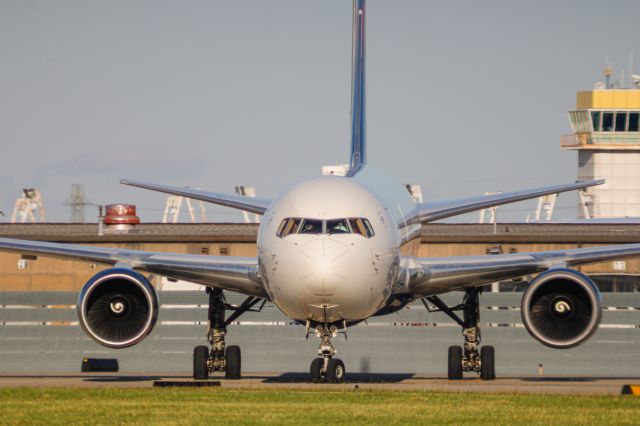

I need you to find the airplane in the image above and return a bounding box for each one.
[2,0,640,383]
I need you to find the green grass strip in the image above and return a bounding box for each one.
[1,387,639,425]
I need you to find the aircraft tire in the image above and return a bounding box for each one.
[193,346,209,380]
[480,346,495,380]
[447,346,463,380]
[225,345,242,380]
[310,358,324,383]
[326,358,346,383]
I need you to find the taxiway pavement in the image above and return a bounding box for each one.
[0,373,636,395]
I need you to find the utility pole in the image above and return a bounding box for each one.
[63,184,93,223]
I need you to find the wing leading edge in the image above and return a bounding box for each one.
[409,180,604,223]
[120,179,271,215]
[0,237,266,298]
[400,242,640,298]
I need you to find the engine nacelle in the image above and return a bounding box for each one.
[521,268,602,349]
[77,268,158,348]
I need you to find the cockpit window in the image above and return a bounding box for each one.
[299,219,323,234]
[277,217,374,238]
[277,217,301,238]
[349,218,366,237]
[276,219,288,236]
[327,219,350,234]
[362,218,375,237]
[349,218,375,238]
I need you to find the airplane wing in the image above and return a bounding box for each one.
[0,237,267,298]
[120,179,272,215]
[408,180,603,223]
[400,242,640,298]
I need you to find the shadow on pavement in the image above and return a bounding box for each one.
[83,376,171,383]
[262,372,415,383]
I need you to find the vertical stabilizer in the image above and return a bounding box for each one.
[348,0,366,176]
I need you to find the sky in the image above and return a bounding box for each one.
[1,0,639,223]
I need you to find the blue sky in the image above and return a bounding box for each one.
[1,0,639,222]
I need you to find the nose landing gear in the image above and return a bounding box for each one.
[193,287,265,380]
[424,287,496,380]
[309,324,346,383]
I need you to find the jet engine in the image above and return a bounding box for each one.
[521,268,602,349]
[77,268,158,348]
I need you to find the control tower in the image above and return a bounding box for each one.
[561,72,640,218]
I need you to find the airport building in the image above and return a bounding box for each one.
[1,222,640,292]
[562,82,640,218]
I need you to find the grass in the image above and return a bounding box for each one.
[0,387,639,425]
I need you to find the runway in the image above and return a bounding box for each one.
[0,373,636,395]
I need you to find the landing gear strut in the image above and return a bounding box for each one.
[193,287,265,380]
[424,287,495,380]
[309,323,346,383]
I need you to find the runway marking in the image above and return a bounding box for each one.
[599,324,638,329]
[1,337,42,341]
[160,305,207,309]
[0,305,75,309]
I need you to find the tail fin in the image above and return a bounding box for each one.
[348,0,366,176]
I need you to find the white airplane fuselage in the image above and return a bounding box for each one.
[258,168,421,323]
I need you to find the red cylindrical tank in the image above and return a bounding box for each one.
[103,204,140,227]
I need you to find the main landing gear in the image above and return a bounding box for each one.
[193,287,265,380]
[308,323,346,383]
[424,287,495,381]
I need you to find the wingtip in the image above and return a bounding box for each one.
[576,179,605,187]
[120,179,129,185]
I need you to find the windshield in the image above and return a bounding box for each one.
[277,217,374,238]
[327,219,350,234]
[299,219,324,234]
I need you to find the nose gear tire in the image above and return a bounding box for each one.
[310,358,323,383]
[326,358,346,383]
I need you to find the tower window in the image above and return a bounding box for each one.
[602,112,614,132]
[615,112,627,132]
[591,111,601,131]
[629,112,639,132]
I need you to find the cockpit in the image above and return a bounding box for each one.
[277,217,375,238]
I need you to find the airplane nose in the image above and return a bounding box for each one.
[298,238,350,296]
